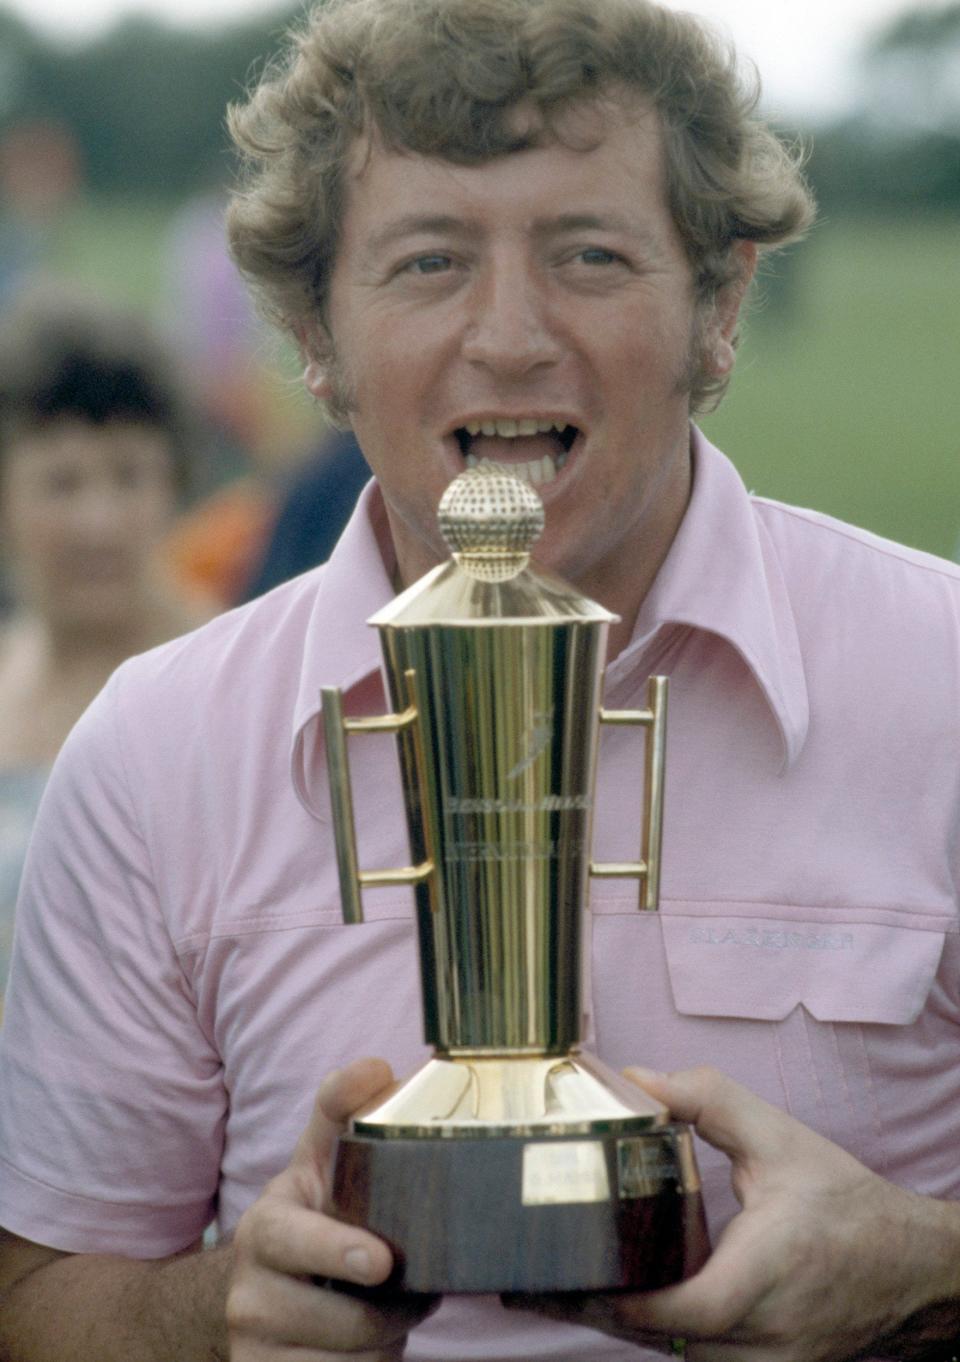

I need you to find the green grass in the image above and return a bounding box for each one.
[703,216,960,562]
[36,199,960,563]
[44,197,183,313]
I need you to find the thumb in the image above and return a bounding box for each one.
[317,1056,396,1126]
[293,1057,396,1181]
[623,1064,796,1165]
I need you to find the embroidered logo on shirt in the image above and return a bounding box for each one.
[689,926,854,952]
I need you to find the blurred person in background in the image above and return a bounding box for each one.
[159,189,278,606]
[240,426,370,599]
[0,121,83,312]
[0,285,213,1008]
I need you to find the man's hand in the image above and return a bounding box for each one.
[227,1057,439,1360]
[508,1066,960,1362]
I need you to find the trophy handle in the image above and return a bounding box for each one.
[590,675,668,912]
[321,678,434,924]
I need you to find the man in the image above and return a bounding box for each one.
[1,0,958,1359]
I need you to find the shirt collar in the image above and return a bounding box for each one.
[290,479,394,813]
[616,427,808,770]
[291,429,809,813]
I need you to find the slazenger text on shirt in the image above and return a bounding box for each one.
[689,927,855,952]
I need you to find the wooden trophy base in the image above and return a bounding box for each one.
[332,1123,710,1294]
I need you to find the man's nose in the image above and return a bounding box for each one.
[461,264,562,376]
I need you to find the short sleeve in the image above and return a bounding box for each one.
[0,669,226,1257]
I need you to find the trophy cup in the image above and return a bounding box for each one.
[321,463,708,1293]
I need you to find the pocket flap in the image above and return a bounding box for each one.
[661,910,948,1024]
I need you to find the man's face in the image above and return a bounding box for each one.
[309,98,747,611]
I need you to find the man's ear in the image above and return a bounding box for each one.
[303,358,334,401]
[294,321,335,401]
[705,240,758,378]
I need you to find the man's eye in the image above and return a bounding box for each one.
[578,247,620,266]
[404,254,453,275]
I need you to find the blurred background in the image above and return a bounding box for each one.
[0,0,958,598]
[1,0,957,992]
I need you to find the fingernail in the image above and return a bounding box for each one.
[343,1246,372,1278]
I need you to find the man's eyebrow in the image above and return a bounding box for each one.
[533,212,661,246]
[362,214,480,257]
[359,210,663,259]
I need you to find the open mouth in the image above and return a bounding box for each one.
[453,419,580,486]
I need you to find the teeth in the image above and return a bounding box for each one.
[465,453,566,483]
[457,419,575,486]
[462,418,569,439]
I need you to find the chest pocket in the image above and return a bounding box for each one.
[657,904,953,1183]
[660,907,947,1025]
[589,895,956,1214]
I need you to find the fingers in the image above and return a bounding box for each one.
[289,1059,397,1205]
[229,1276,436,1356]
[316,1058,396,1127]
[237,1192,395,1287]
[502,1292,680,1355]
[596,1206,780,1340]
[506,1261,768,1352]
[228,1060,411,1357]
[622,1065,804,1167]
[515,1069,931,1362]
[228,1185,414,1356]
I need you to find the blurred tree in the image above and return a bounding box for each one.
[1,0,958,210]
[806,3,960,213]
[0,5,296,198]
[864,2,960,134]
[0,10,43,124]
[808,122,960,211]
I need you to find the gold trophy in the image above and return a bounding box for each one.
[321,464,708,1293]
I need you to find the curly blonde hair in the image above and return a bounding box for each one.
[227,0,815,411]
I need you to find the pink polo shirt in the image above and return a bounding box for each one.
[1,431,958,1361]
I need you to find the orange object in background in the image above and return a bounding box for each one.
[164,478,276,609]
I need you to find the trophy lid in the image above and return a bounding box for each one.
[371,463,616,628]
